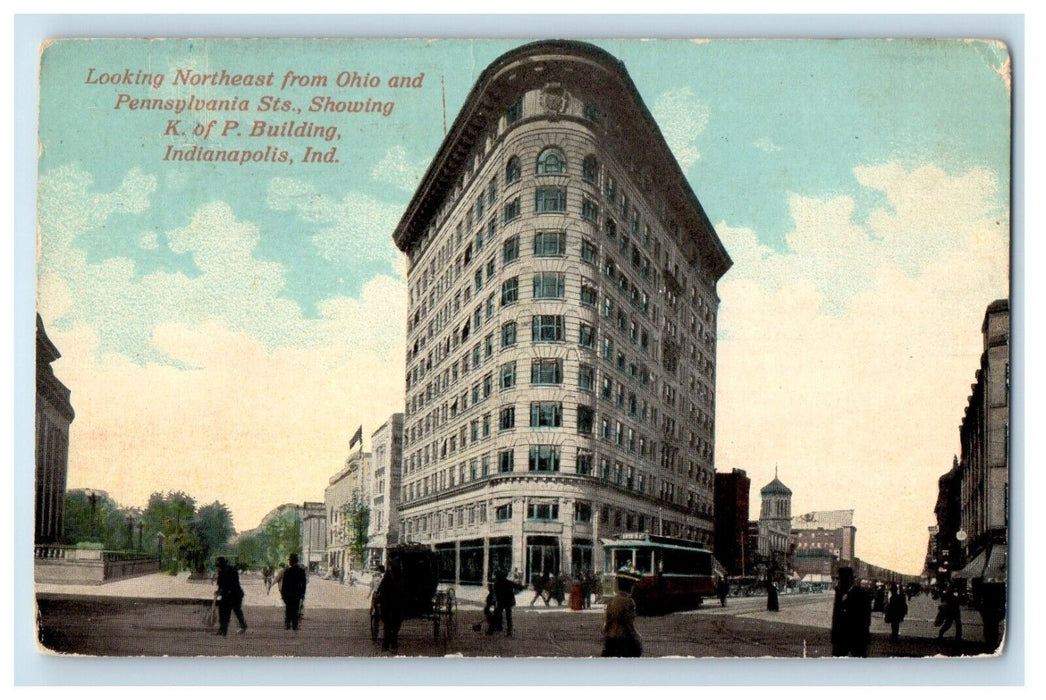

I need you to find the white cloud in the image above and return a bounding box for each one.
[38,164,410,532]
[651,87,709,170]
[752,137,783,153]
[714,161,1008,573]
[371,145,428,192]
[139,232,160,250]
[266,177,403,269]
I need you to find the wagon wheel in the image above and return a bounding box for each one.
[439,588,457,644]
[432,591,443,642]
[370,597,381,642]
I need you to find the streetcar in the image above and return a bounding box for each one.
[601,533,716,614]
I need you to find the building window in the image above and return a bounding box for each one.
[498,405,516,430]
[498,449,514,473]
[536,147,566,175]
[604,175,617,203]
[531,315,564,342]
[581,238,598,264]
[503,197,521,223]
[530,358,563,384]
[501,321,517,347]
[574,502,593,523]
[535,187,566,213]
[506,98,522,125]
[576,405,594,434]
[528,445,560,472]
[499,361,516,390]
[506,156,521,184]
[579,323,595,349]
[530,401,563,428]
[581,195,599,222]
[604,217,617,240]
[580,282,598,306]
[533,272,566,299]
[495,503,513,521]
[503,235,520,264]
[501,277,519,306]
[582,155,598,183]
[583,103,599,122]
[527,503,559,521]
[578,363,594,391]
[534,231,566,257]
[577,451,593,476]
[488,177,497,205]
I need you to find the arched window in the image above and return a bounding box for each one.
[536,148,566,175]
[505,156,521,184]
[582,154,598,183]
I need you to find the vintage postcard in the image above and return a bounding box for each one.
[33,37,1012,661]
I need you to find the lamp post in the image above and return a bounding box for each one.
[86,489,99,540]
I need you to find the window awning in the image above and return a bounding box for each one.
[983,545,1007,583]
[955,549,987,579]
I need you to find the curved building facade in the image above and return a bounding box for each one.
[393,41,731,585]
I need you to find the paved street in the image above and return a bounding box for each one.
[35,573,999,658]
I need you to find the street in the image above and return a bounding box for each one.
[34,574,997,658]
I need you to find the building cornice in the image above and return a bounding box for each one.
[393,40,731,281]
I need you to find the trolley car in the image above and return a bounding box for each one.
[369,544,457,645]
[602,533,715,614]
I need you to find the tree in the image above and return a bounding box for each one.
[195,501,235,564]
[341,501,370,569]
[141,491,197,573]
[62,490,125,549]
[262,510,302,566]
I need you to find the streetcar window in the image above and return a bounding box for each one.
[612,549,634,572]
[634,549,652,574]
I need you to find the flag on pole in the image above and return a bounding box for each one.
[349,425,363,450]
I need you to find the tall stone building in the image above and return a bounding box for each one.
[713,468,750,576]
[392,41,731,584]
[325,449,371,572]
[36,314,74,545]
[368,414,405,567]
[956,299,1009,579]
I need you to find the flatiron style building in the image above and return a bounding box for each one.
[393,41,732,585]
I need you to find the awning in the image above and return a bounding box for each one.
[955,549,987,580]
[983,545,1007,583]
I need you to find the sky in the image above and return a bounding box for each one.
[35,38,1011,575]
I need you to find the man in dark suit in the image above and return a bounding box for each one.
[214,556,247,636]
[490,569,521,637]
[831,566,871,656]
[280,553,308,631]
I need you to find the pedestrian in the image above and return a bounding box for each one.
[830,566,871,657]
[550,573,567,606]
[214,556,247,636]
[262,565,274,595]
[873,583,887,613]
[479,583,499,633]
[936,583,963,642]
[717,577,730,607]
[376,559,406,652]
[601,572,642,657]
[490,569,519,637]
[766,576,779,612]
[280,553,308,631]
[884,583,908,642]
[530,570,550,606]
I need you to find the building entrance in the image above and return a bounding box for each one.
[526,535,560,583]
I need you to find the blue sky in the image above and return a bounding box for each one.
[36,38,1010,573]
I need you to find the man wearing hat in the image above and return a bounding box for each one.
[214,557,247,636]
[831,566,871,656]
[280,553,308,631]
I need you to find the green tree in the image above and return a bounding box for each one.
[341,501,370,569]
[141,491,197,573]
[62,490,125,549]
[195,501,235,565]
[261,510,302,566]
